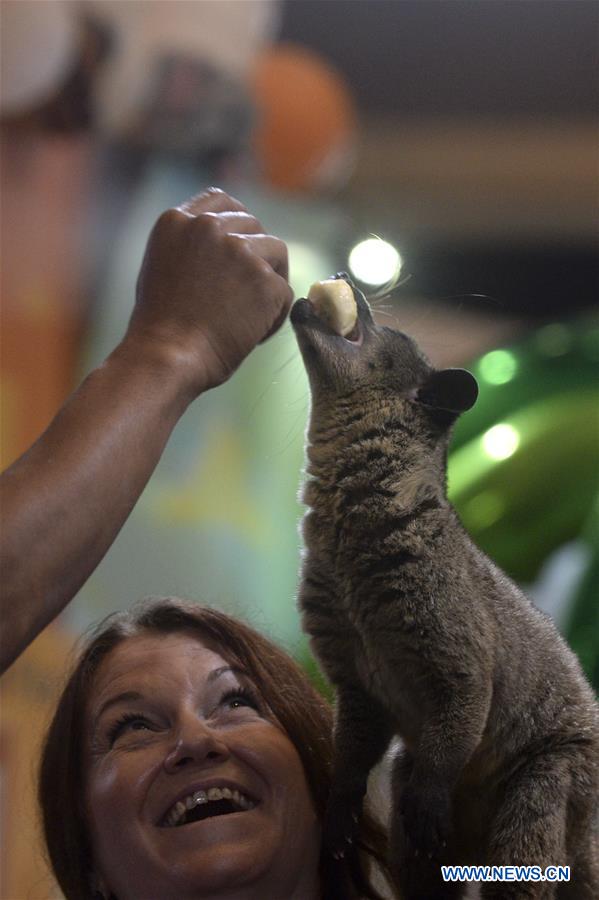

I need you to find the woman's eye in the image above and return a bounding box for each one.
[109,714,154,743]
[128,719,150,731]
[219,687,260,713]
[227,696,250,709]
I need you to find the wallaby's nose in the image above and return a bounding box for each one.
[333,271,354,287]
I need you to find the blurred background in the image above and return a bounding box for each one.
[1,1,597,895]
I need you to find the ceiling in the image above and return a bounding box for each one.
[280,0,598,120]
[280,1,598,319]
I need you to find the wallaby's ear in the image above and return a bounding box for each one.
[416,368,478,419]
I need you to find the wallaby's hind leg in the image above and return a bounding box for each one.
[557,829,598,900]
[389,748,466,900]
[558,757,599,900]
[323,682,395,859]
[481,754,570,899]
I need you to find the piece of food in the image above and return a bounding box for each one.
[307,279,358,337]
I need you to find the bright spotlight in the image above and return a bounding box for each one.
[481,424,520,461]
[348,238,402,286]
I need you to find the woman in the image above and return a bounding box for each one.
[39,598,398,899]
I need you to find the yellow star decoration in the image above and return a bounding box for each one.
[147,423,270,550]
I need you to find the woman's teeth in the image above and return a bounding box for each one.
[164,787,255,827]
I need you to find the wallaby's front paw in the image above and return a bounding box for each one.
[323,790,364,860]
[399,781,452,858]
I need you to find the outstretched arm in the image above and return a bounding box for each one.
[0,188,292,673]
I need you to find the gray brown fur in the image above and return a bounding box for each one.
[290,278,599,900]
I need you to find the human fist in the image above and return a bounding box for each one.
[127,187,293,393]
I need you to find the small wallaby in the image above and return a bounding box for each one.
[290,274,599,900]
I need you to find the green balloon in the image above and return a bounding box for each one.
[448,317,599,689]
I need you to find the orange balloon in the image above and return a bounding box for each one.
[250,43,356,192]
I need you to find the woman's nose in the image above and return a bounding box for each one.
[163,714,230,773]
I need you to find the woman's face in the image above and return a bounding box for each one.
[84,632,321,899]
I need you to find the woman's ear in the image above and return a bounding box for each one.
[416,368,478,420]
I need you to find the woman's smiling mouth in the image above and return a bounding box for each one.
[160,784,258,828]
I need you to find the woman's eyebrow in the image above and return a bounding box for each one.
[95,690,145,723]
[206,665,248,684]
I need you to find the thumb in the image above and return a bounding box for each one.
[259,286,294,344]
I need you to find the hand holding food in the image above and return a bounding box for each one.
[128,188,294,394]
